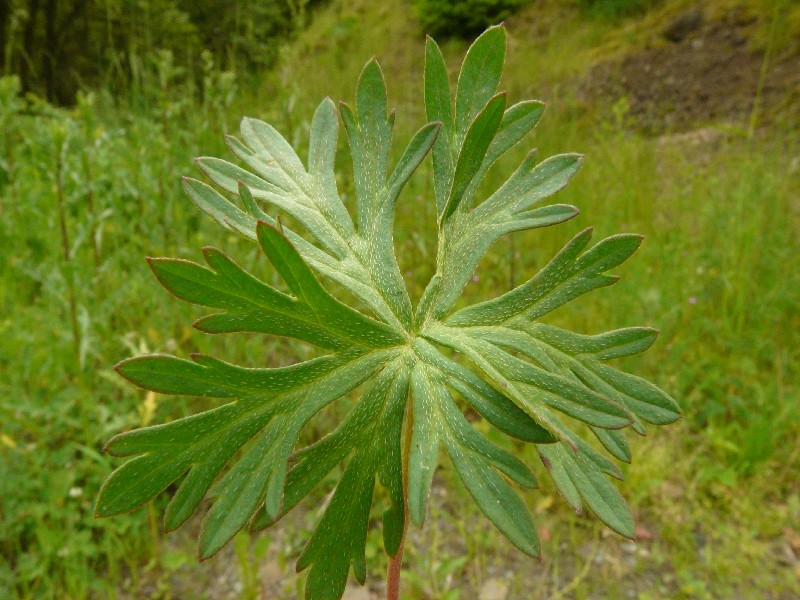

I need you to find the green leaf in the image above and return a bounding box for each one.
[446,229,643,327]
[295,361,409,597]
[593,427,631,464]
[196,156,282,197]
[199,416,297,558]
[476,152,584,220]
[297,453,374,598]
[97,349,391,524]
[387,121,441,205]
[408,363,442,526]
[344,59,393,229]
[407,363,541,554]
[441,93,507,222]
[183,176,256,238]
[425,36,454,215]
[220,100,416,328]
[445,440,541,557]
[513,322,680,426]
[539,443,635,539]
[437,379,537,489]
[486,100,545,166]
[148,224,404,350]
[455,25,506,135]
[504,204,580,234]
[100,27,678,599]
[237,181,270,221]
[412,337,555,444]
[240,116,307,178]
[417,144,582,325]
[308,99,347,226]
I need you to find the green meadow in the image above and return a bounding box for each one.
[1,0,798,598]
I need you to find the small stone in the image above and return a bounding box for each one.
[479,577,509,600]
[342,584,372,600]
[622,541,638,554]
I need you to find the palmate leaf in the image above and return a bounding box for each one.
[97,25,680,600]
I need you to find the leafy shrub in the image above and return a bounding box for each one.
[414,0,531,38]
[0,0,316,104]
[97,25,678,600]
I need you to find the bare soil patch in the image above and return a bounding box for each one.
[582,7,800,132]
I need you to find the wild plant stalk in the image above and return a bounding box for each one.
[54,138,81,360]
[2,125,15,213]
[160,116,172,247]
[77,97,101,268]
[157,168,171,250]
[82,149,101,269]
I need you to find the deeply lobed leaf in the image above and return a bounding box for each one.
[98,24,679,600]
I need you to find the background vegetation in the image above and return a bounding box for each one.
[1,0,799,598]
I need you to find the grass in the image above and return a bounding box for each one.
[1,0,799,597]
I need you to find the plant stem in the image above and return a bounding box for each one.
[387,397,414,600]
[84,151,101,269]
[3,125,16,213]
[147,501,161,559]
[386,538,405,600]
[55,142,81,361]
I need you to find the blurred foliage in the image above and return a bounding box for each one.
[577,0,658,19]
[0,0,321,105]
[413,0,532,38]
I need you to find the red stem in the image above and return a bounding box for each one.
[386,535,405,600]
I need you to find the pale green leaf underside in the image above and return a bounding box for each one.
[98,25,679,600]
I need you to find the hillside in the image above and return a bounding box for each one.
[273,0,799,130]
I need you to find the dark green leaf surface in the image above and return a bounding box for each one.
[99,24,678,600]
[441,93,506,222]
[539,443,635,539]
[424,36,454,216]
[295,361,409,598]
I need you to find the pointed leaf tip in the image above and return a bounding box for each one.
[455,26,506,132]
